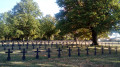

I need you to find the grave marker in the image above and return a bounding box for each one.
[57,48,62,58]
[68,47,72,57]
[101,46,104,55]
[32,42,35,49]
[2,41,4,46]
[78,47,80,56]
[21,48,27,60]
[11,45,14,50]
[94,46,97,55]
[34,48,41,59]
[115,46,117,54]
[4,45,6,50]
[18,44,22,50]
[66,42,68,48]
[108,46,111,54]
[46,48,51,58]
[18,41,20,46]
[51,42,53,48]
[12,41,15,46]
[6,49,13,61]
[71,43,74,48]
[56,42,58,48]
[62,42,64,48]
[44,43,47,49]
[86,47,89,56]
[26,42,29,49]
[23,41,24,46]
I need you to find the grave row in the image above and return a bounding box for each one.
[1,41,119,48]
[1,41,80,50]
[5,46,118,61]
[1,41,118,51]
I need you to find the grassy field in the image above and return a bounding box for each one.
[0,41,120,67]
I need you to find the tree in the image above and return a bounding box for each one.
[11,0,42,40]
[0,12,14,40]
[56,0,120,45]
[39,15,59,40]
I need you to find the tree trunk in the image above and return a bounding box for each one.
[74,36,78,44]
[8,37,9,41]
[91,28,98,45]
[5,37,7,41]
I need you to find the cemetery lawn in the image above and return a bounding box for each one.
[0,43,120,67]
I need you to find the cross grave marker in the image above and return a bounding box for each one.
[21,48,27,60]
[101,46,104,55]
[57,48,62,58]
[46,48,51,58]
[26,42,29,49]
[5,49,13,61]
[85,47,89,56]
[94,46,97,55]
[68,47,72,57]
[18,44,22,50]
[78,47,80,56]
[34,48,41,59]
[115,46,117,54]
[11,44,14,50]
[3,45,6,50]
[108,46,111,54]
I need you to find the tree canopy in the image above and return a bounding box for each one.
[0,0,58,40]
[56,0,120,45]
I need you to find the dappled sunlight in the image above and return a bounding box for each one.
[88,47,109,49]
[0,51,5,54]
[88,47,95,49]
[40,50,46,52]
[13,50,21,54]
[55,63,75,66]
[96,47,101,49]
[36,64,53,66]
[10,61,24,65]
[32,49,36,51]
[111,61,120,63]
[104,48,108,49]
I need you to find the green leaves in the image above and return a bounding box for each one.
[56,0,120,41]
[39,15,59,40]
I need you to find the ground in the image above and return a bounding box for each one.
[0,41,120,67]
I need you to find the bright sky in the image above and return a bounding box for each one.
[0,0,60,16]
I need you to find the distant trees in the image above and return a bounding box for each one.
[0,0,59,40]
[39,15,59,40]
[0,12,14,40]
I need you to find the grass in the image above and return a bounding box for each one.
[0,41,120,67]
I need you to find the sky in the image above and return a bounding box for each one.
[0,0,60,16]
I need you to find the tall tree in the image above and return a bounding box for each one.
[56,0,120,45]
[39,15,59,40]
[12,0,42,40]
[0,12,14,40]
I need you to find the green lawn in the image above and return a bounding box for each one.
[0,42,120,67]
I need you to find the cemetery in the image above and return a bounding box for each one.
[1,0,120,67]
[0,40,119,67]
